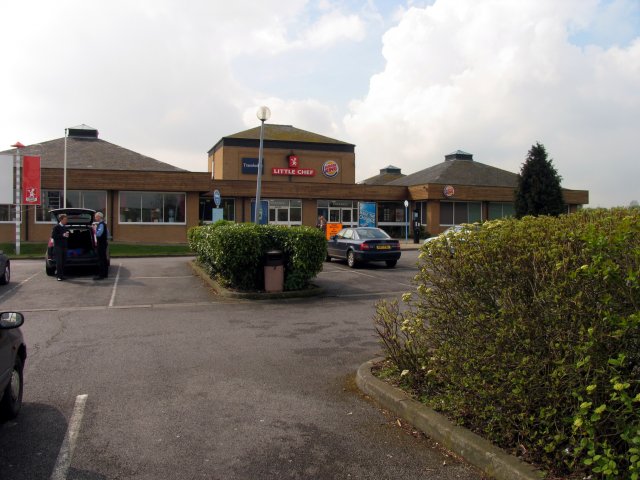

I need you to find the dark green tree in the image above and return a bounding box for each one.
[514,142,565,218]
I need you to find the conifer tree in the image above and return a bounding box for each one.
[515,142,565,218]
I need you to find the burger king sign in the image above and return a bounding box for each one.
[322,160,339,178]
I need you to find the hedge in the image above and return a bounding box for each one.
[188,221,326,291]
[374,208,640,479]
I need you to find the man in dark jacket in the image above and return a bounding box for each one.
[93,212,109,280]
[51,213,69,281]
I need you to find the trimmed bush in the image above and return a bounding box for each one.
[188,222,325,291]
[375,208,640,479]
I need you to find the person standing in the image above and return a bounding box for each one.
[51,213,69,281]
[93,212,109,280]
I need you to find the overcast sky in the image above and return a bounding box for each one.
[1,0,638,207]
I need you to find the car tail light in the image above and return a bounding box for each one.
[359,242,370,250]
[48,238,54,248]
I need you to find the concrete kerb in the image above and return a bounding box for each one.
[356,358,545,480]
[189,259,325,300]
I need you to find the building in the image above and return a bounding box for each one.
[0,125,588,244]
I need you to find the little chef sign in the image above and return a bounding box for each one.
[272,154,316,176]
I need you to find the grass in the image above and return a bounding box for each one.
[0,242,193,259]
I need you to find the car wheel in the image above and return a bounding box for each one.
[1,356,23,420]
[45,265,56,276]
[0,263,9,285]
[347,250,357,268]
[385,260,397,268]
[325,254,331,262]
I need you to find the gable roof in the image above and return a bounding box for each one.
[209,124,354,154]
[2,136,186,172]
[388,157,519,187]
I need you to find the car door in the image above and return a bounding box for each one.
[0,328,11,390]
[335,229,354,259]
[328,229,345,257]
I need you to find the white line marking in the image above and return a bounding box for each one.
[130,275,193,279]
[50,394,88,480]
[0,272,39,302]
[108,263,121,307]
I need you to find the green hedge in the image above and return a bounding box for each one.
[374,208,640,479]
[188,221,326,291]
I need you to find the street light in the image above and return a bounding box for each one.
[254,106,271,224]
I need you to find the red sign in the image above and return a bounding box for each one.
[22,155,41,205]
[272,167,316,176]
[288,155,299,168]
[443,185,455,198]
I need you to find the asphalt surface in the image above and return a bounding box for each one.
[0,254,484,480]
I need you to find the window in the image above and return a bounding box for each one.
[119,192,186,224]
[415,201,428,225]
[199,198,235,222]
[377,202,405,225]
[487,202,515,220]
[317,200,358,227]
[268,199,302,226]
[440,201,482,226]
[36,190,108,222]
[0,205,17,223]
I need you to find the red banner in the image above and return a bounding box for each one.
[22,155,41,205]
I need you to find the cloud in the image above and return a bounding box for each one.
[344,0,640,206]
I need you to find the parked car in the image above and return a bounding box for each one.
[0,312,26,419]
[45,208,110,276]
[0,251,9,285]
[326,227,401,268]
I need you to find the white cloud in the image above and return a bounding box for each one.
[344,0,640,206]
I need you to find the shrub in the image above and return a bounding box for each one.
[188,222,325,291]
[374,208,640,479]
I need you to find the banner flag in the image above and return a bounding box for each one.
[22,155,41,205]
[0,154,14,204]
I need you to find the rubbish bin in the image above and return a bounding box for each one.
[264,250,284,292]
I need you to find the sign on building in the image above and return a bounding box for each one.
[358,202,376,227]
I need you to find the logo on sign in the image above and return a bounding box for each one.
[443,185,455,197]
[288,155,299,168]
[213,189,221,207]
[322,160,339,178]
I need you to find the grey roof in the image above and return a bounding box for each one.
[225,124,352,145]
[1,136,186,172]
[360,165,405,185]
[388,158,519,187]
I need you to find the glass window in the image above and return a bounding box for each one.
[378,202,405,224]
[0,205,16,223]
[441,201,483,225]
[36,190,107,222]
[221,199,235,221]
[488,202,515,220]
[119,192,186,224]
[267,199,302,226]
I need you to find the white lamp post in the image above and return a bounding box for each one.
[11,142,25,255]
[254,106,271,224]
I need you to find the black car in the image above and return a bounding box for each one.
[0,251,9,285]
[0,312,26,419]
[45,208,110,276]
[326,227,401,268]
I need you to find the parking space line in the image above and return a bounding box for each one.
[50,394,88,480]
[130,275,194,279]
[0,272,39,302]
[108,263,121,307]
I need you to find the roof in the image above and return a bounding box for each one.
[360,167,406,185]
[1,136,186,172]
[388,157,519,187]
[209,124,355,154]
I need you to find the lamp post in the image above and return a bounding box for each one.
[63,127,68,208]
[11,142,25,255]
[254,106,271,224]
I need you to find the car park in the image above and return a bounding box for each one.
[326,227,401,268]
[45,208,110,276]
[0,312,26,420]
[0,251,9,285]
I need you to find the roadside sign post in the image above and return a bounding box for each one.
[12,142,25,256]
[404,200,409,243]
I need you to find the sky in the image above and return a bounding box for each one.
[1,0,638,207]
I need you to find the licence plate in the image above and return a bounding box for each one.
[377,245,391,250]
